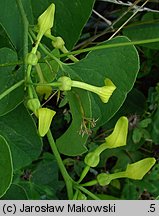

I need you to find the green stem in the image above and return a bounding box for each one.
[47,129,74,199]
[0,80,24,100]
[60,46,79,63]
[26,64,32,83]
[35,64,45,83]
[44,33,79,63]
[16,0,28,73]
[75,185,100,200]
[29,82,62,88]
[81,179,98,187]
[73,189,79,200]
[59,37,159,57]
[77,166,90,183]
[29,29,63,68]
[39,44,63,69]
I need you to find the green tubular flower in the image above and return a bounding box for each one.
[57,76,72,91]
[84,116,128,168]
[26,53,38,66]
[27,98,41,116]
[36,85,52,100]
[72,78,116,103]
[124,158,156,180]
[105,116,128,149]
[97,173,112,186]
[37,3,55,41]
[97,158,156,186]
[37,108,56,137]
[57,76,116,103]
[84,152,100,167]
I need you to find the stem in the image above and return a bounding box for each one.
[47,129,74,199]
[0,80,24,100]
[39,44,63,69]
[75,185,100,200]
[73,190,79,200]
[35,64,45,83]
[77,166,90,183]
[60,46,79,63]
[29,29,63,68]
[44,33,79,63]
[59,37,159,57]
[26,65,32,83]
[16,0,28,73]
[81,179,98,187]
[29,82,62,88]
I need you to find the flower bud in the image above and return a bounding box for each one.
[57,76,72,91]
[37,3,55,41]
[37,108,56,137]
[52,37,65,49]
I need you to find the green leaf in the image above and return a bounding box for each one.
[121,180,139,200]
[1,184,28,200]
[151,107,159,143]
[40,49,60,82]
[0,0,33,52]
[19,181,59,199]
[0,135,13,198]
[0,104,42,170]
[0,48,24,116]
[132,127,143,144]
[31,154,59,188]
[31,0,95,50]
[123,13,159,50]
[68,36,139,126]
[57,88,91,156]
[0,24,14,49]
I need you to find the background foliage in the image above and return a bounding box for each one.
[0,0,159,200]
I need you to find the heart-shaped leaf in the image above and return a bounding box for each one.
[0,48,24,116]
[0,104,42,170]
[0,135,13,198]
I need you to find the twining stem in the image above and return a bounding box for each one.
[0,80,24,100]
[29,29,63,68]
[59,46,79,63]
[16,0,28,73]
[59,37,159,57]
[75,185,100,200]
[47,129,74,199]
